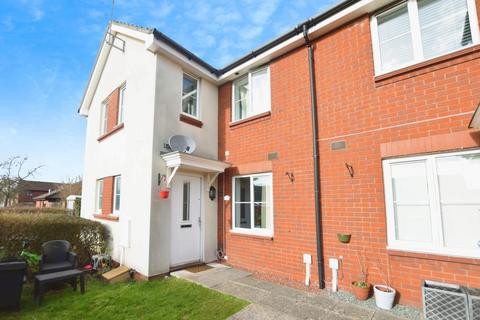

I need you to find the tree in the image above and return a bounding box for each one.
[58,176,82,200]
[0,156,43,207]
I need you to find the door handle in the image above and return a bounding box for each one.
[181,224,192,228]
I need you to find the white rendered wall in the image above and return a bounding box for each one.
[80,33,157,276]
[148,53,219,276]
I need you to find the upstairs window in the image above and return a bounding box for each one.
[182,73,199,118]
[117,84,126,125]
[232,67,271,122]
[95,179,104,214]
[371,0,479,74]
[383,150,480,258]
[100,100,108,135]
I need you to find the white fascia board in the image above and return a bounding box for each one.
[78,24,151,116]
[78,37,112,116]
[218,0,392,84]
[146,36,218,82]
[162,152,231,173]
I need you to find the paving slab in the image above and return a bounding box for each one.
[172,265,420,320]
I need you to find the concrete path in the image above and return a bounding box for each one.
[171,264,420,320]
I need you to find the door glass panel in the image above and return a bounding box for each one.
[235,203,251,228]
[182,181,190,222]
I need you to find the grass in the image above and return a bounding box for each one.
[1,276,249,320]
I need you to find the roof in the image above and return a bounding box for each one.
[33,189,62,201]
[78,0,389,115]
[19,180,62,192]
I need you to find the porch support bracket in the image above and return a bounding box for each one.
[206,172,220,188]
[166,166,179,187]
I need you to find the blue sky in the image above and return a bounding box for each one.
[0,0,334,182]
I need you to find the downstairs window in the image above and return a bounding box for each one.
[383,150,480,258]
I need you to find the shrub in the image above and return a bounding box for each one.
[0,213,109,265]
[0,207,69,215]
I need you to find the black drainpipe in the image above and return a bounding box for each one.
[303,24,325,289]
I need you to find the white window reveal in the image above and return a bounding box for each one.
[118,84,126,125]
[182,181,190,222]
[96,179,104,214]
[232,67,271,122]
[182,73,199,118]
[383,150,480,258]
[232,173,273,236]
[113,175,121,214]
[100,100,108,135]
[371,0,480,74]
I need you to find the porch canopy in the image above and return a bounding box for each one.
[161,151,231,187]
[469,104,480,129]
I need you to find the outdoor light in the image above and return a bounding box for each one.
[209,186,216,201]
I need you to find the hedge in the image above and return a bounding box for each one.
[0,213,109,265]
[0,207,69,215]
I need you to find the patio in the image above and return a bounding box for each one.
[172,264,423,320]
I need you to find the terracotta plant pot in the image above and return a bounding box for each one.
[337,233,351,243]
[159,189,170,199]
[352,282,371,300]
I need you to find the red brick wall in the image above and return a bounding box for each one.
[107,87,120,132]
[218,3,480,307]
[102,176,114,214]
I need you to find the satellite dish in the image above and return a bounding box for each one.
[169,135,197,154]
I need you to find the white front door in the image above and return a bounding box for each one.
[170,174,202,267]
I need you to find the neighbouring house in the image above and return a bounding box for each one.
[79,0,480,307]
[16,180,63,207]
[34,189,63,208]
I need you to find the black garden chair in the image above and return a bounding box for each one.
[39,240,77,274]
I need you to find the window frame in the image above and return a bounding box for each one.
[100,99,109,135]
[370,0,480,75]
[231,66,271,123]
[117,84,126,125]
[95,179,104,214]
[181,72,200,119]
[383,149,480,258]
[113,175,121,215]
[231,172,274,237]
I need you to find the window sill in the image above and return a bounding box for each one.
[179,114,203,128]
[97,123,124,142]
[93,214,119,222]
[229,229,273,240]
[229,111,271,128]
[387,247,480,264]
[374,44,480,86]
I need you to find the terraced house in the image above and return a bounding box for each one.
[79,0,480,307]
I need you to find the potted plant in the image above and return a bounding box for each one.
[352,253,370,300]
[337,233,351,243]
[373,264,396,310]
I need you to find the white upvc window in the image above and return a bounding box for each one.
[113,175,121,215]
[371,0,480,75]
[232,67,271,122]
[95,179,104,214]
[117,84,126,125]
[100,100,108,135]
[383,149,480,258]
[232,173,273,237]
[181,73,199,118]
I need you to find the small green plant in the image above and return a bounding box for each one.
[353,281,369,288]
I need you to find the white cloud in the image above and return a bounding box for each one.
[1,17,14,31]
[251,0,280,25]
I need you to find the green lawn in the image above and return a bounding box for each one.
[1,276,248,320]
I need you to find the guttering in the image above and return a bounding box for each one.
[303,24,325,289]
[218,0,362,75]
[152,29,220,77]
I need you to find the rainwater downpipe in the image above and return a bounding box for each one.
[303,24,325,289]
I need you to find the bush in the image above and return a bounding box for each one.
[0,213,109,265]
[0,207,69,215]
